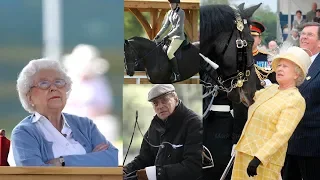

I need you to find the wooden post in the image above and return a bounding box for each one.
[191,9,198,41]
[150,9,158,39]
[184,10,193,41]
[129,8,152,39]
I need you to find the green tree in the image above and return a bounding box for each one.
[201,0,230,5]
[124,12,145,39]
[251,5,277,45]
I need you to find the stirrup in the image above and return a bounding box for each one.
[170,73,177,82]
[176,74,181,81]
[170,73,180,82]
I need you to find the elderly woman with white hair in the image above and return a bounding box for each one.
[8,58,118,167]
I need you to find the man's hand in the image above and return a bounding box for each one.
[247,156,261,177]
[137,169,148,180]
[92,143,109,152]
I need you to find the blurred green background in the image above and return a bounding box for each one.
[0,0,123,139]
[123,84,202,165]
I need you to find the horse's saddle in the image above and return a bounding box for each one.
[162,33,191,60]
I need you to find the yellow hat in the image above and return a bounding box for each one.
[271,46,311,78]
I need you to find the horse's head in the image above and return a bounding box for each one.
[200,3,262,106]
[124,39,136,76]
[124,37,155,76]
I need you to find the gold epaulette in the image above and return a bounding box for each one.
[258,49,269,55]
[253,49,259,56]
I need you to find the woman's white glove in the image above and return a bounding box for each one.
[231,144,237,156]
[263,79,272,87]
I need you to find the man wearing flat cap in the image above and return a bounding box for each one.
[124,84,202,180]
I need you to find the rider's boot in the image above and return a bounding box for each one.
[170,57,181,82]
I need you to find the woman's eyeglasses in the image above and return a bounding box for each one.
[31,79,67,90]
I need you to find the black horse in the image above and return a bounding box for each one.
[200,3,261,106]
[200,3,262,179]
[124,36,200,83]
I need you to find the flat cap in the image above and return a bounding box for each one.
[148,84,175,101]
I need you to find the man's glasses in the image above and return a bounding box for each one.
[31,79,67,90]
[300,32,316,38]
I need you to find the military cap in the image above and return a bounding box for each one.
[148,84,175,102]
[251,20,265,36]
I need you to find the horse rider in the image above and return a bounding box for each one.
[154,0,185,82]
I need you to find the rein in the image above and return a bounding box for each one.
[201,9,253,117]
[124,40,165,67]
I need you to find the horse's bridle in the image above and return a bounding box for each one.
[124,40,140,71]
[202,10,254,117]
[203,10,254,93]
[124,40,164,71]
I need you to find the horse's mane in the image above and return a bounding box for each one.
[200,5,236,45]
[129,36,148,41]
[199,5,239,95]
[128,36,155,47]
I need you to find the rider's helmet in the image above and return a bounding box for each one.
[168,0,180,3]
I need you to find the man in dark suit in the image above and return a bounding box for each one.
[0,129,10,166]
[282,22,320,180]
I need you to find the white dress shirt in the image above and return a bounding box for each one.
[311,53,319,64]
[8,112,86,166]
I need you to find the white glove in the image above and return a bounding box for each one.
[263,79,272,87]
[231,144,237,156]
[230,109,234,117]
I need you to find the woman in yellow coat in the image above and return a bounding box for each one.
[231,46,312,180]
